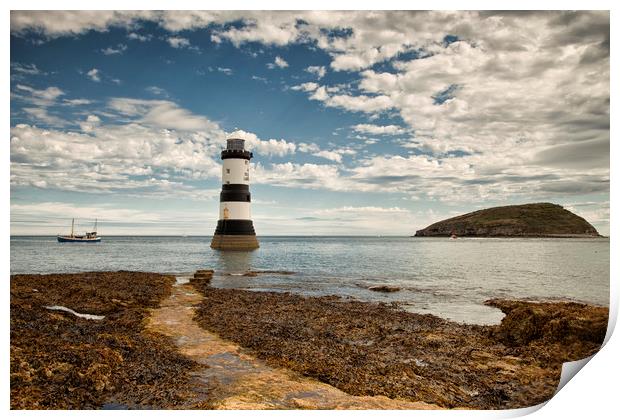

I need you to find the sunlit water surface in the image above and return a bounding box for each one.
[11,236,609,325]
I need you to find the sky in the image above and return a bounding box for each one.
[9,10,610,235]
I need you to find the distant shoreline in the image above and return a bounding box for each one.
[10,234,610,238]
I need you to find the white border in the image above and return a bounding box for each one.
[4,2,616,419]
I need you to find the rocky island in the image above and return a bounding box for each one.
[414,203,600,237]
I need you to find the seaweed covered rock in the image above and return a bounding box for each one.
[486,299,607,363]
[190,283,608,409]
[10,271,199,409]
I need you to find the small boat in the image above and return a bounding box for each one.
[450,229,458,240]
[57,219,101,243]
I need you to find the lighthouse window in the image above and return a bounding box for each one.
[226,168,230,174]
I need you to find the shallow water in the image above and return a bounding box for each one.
[10,236,609,325]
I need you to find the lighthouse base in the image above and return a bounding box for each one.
[210,234,259,250]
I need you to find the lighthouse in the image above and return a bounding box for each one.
[210,137,259,250]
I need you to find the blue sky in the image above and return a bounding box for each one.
[10,11,610,235]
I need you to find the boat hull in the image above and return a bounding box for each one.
[57,236,101,243]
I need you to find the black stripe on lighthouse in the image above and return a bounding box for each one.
[220,184,251,202]
[214,219,256,235]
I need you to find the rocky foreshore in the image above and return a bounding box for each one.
[190,275,607,409]
[10,272,201,409]
[11,271,608,410]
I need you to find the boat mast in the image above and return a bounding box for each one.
[94,219,98,233]
[71,218,74,238]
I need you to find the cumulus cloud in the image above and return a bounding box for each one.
[167,36,191,48]
[86,68,101,82]
[227,129,296,157]
[313,150,343,163]
[9,11,610,233]
[10,10,156,37]
[267,55,288,69]
[305,65,326,78]
[127,32,151,42]
[10,122,222,195]
[352,124,407,135]
[290,82,319,92]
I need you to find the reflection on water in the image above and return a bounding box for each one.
[11,236,609,325]
[216,251,254,273]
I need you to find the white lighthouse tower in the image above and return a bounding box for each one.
[210,137,259,250]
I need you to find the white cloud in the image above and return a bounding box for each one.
[267,55,288,69]
[305,65,326,78]
[101,43,127,55]
[217,67,233,75]
[352,124,407,136]
[86,68,101,82]
[293,82,394,114]
[251,75,268,83]
[9,11,610,233]
[297,142,320,153]
[79,114,101,132]
[167,36,191,49]
[227,129,296,157]
[253,162,343,190]
[11,62,45,75]
[108,97,221,132]
[10,122,222,195]
[311,88,394,114]
[313,150,342,163]
[291,82,318,92]
[127,32,151,42]
[11,10,156,37]
[62,98,92,106]
[14,84,64,106]
[315,206,409,215]
[10,201,220,235]
[145,86,168,96]
[21,107,66,126]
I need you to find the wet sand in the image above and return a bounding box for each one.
[11,270,607,410]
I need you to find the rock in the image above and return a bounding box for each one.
[243,270,296,277]
[368,285,401,293]
[191,284,608,410]
[414,202,600,237]
[10,271,200,409]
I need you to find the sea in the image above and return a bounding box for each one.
[10,236,610,325]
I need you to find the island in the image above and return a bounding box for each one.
[414,203,600,237]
